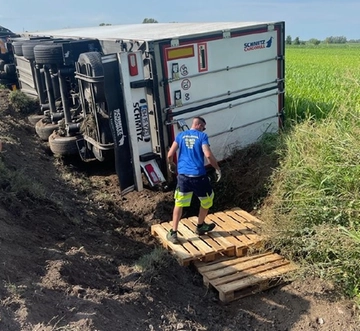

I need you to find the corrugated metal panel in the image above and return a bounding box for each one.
[14,55,37,93]
[23,22,277,42]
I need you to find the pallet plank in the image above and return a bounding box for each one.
[195,252,272,273]
[217,263,297,294]
[182,218,228,253]
[229,209,263,232]
[160,222,203,258]
[204,254,284,280]
[210,259,290,287]
[225,210,261,232]
[207,214,260,247]
[186,216,238,252]
[151,224,193,261]
[177,222,214,255]
[213,212,262,244]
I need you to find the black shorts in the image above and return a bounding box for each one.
[174,174,214,208]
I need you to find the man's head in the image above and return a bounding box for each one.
[192,116,206,132]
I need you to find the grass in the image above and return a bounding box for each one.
[8,90,39,114]
[285,45,360,123]
[0,158,47,201]
[135,247,169,274]
[260,44,360,305]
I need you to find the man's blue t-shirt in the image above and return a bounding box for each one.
[175,129,209,176]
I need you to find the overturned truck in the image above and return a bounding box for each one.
[12,22,285,194]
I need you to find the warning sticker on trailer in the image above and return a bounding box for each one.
[180,64,188,76]
[181,79,191,90]
[166,45,194,61]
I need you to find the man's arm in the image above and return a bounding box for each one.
[202,144,220,171]
[167,141,179,162]
[167,141,179,173]
[203,144,221,182]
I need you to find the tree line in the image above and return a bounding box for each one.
[286,35,360,45]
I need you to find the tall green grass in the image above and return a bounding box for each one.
[262,44,360,305]
[285,45,360,123]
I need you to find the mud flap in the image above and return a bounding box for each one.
[102,55,134,194]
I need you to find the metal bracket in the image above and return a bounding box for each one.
[177,119,189,131]
[223,30,231,39]
[171,38,179,47]
[165,118,189,131]
[268,24,275,31]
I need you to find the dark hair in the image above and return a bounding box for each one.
[194,116,206,125]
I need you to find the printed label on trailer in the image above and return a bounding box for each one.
[174,90,182,107]
[134,101,151,142]
[244,37,273,52]
[180,64,188,76]
[172,63,180,80]
[181,79,191,90]
[113,108,125,146]
[140,104,150,142]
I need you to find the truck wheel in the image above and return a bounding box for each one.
[34,44,64,65]
[77,52,105,103]
[48,131,80,156]
[22,41,45,61]
[4,63,16,75]
[35,119,59,141]
[12,40,26,56]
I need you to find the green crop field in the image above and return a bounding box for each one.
[260,44,360,305]
[285,44,360,123]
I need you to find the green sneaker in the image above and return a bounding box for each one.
[166,230,180,244]
[195,222,216,235]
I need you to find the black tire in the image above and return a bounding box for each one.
[4,63,16,75]
[28,114,45,126]
[77,52,105,103]
[22,41,42,61]
[48,131,80,156]
[34,44,64,65]
[35,119,59,141]
[12,40,27,56]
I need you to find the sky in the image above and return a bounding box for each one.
[1,0,359,41]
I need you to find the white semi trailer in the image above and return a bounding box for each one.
[18,21,285,194]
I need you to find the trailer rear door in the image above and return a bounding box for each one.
[162,24,284,161]
[117,51,165,191]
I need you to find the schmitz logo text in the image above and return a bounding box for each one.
[244,37,273,52]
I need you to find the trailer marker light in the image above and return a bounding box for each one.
[128,53,138,76]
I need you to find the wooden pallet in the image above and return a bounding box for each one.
[151,207,264,265]
[207,208,264,256]
[194,252,297,303]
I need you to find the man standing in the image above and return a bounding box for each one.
[167,116,221,244]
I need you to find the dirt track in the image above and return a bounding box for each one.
[0,88,359,330]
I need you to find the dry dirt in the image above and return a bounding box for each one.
[0,88,359,331]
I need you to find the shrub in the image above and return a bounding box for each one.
[8,90,40,114]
